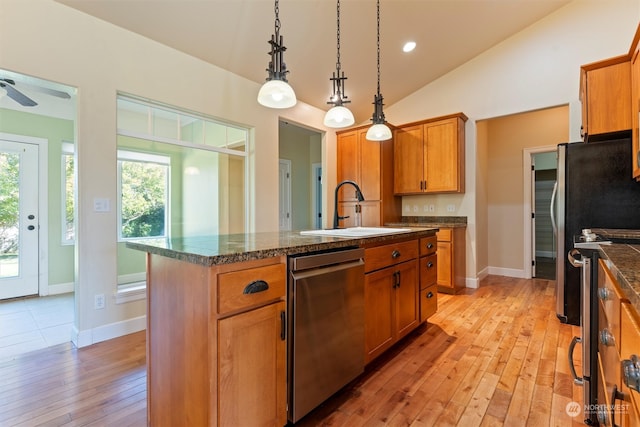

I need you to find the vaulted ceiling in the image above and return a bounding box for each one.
[6,0,572,124]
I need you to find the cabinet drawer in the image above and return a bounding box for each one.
[436,228,452,242]
[419,236,437,256]
[419,254,437,289]
[420,285,437,323]
[218,263,286,315]
[365,240,418,273]
[621,301,640,421]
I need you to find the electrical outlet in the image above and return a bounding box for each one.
[94,293,105,309]
[447,204,455,212]
[428,204,436,212]
[413,205,419,213]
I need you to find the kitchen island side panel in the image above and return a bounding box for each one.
[146,253,216,426]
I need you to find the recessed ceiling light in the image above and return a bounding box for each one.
[403,41,416,53]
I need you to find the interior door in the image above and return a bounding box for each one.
[0,140,39,299]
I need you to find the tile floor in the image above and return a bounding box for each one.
[0,293,74,362]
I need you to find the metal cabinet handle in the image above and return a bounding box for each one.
[426,291,434,299]
[427,261,434,268]
[426,243,434,249]
[599,328,615,347]
[280,311,286,341]
[392,271,401,288]
[598,287,611,301]
[243,279,269,294]
[622,354,640,392]
[391,250,401,259]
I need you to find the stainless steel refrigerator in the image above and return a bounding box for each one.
[553,136,640,326]
[552,134,640,424]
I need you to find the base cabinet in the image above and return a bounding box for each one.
[597,259,640,427]
[218,301,287,427]
[364,239,419,363]
[146,254,287,427]
[436,227,466,293]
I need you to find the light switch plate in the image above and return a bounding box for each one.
[94,198,110,212]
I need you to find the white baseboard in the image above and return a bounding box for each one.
[487,266,527,278]
[465,276,480,289]
[72,315,146,348]
[48,282,74,295]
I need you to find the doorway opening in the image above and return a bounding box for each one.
[278,121,323,230]
[0,69,76,358]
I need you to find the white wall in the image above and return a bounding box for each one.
[0,0,335,346]
[385,0,639,285]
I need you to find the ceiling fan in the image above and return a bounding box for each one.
[0,78,71,107]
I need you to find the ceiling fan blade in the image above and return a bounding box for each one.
[0,83,38,107]
[31,86,71,99]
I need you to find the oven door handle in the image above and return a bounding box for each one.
[567,248,585,268]
[568,335,584,386]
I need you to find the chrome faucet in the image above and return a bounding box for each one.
[333,180,365,229]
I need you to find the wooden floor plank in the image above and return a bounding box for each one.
[0,275,583,426]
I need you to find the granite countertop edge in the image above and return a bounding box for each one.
[126,228,438,267]
[387,216,468,228]
[598,243,640,314]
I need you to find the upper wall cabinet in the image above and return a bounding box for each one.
[394,113,467,195]
[631,25,640,180]
[336,125,401,227]
[580,55,631,140]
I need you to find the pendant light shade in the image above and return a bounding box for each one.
[258,0,297,109]
[324,105,355,128]
[366,0,391,141]
[324,0,355,128]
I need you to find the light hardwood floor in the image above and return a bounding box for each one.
[0,275,584,426]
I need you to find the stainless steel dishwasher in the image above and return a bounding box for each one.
[288,247,365,423]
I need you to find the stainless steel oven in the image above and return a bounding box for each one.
[567,247,598,425]
[287,247,365,423]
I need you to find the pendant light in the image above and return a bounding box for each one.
[324,0,355,128]
[257,0,297,109]
[365,0,392,141]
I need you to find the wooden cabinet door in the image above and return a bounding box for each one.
[359,131,381,201]
[338,201,381,228]
[632,45,640,179]
[364,267,395,362]
[394,124,424,194]
[218,301,287,427]
[585,61,632,137]
[424,118,460,192]
[394,260,419,340]
[437,241,452,288]
[337,129,359,200]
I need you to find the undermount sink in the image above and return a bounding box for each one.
[300,227,413,238]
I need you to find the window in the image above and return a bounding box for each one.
[61,142,75,244]
[117,150,170,241]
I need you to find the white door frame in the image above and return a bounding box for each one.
[0,133,49,296]
[279,159,292,231]
[523,145,556,279]
[311,163,322,229]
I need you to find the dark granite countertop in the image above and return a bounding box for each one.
[126,228,438,267]
[598,243,640,314]
[387,216,467,228]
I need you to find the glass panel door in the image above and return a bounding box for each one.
[0,140,38,299]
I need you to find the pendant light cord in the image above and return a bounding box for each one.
[336,0,341,74]
[376,0,381,96]
[274,0,281,38]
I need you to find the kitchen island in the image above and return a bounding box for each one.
[127,227,437,427]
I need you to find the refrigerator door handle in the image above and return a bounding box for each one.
[550,181,558,235]
[568,335,584,385]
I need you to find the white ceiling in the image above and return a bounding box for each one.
[4,0,572,124]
